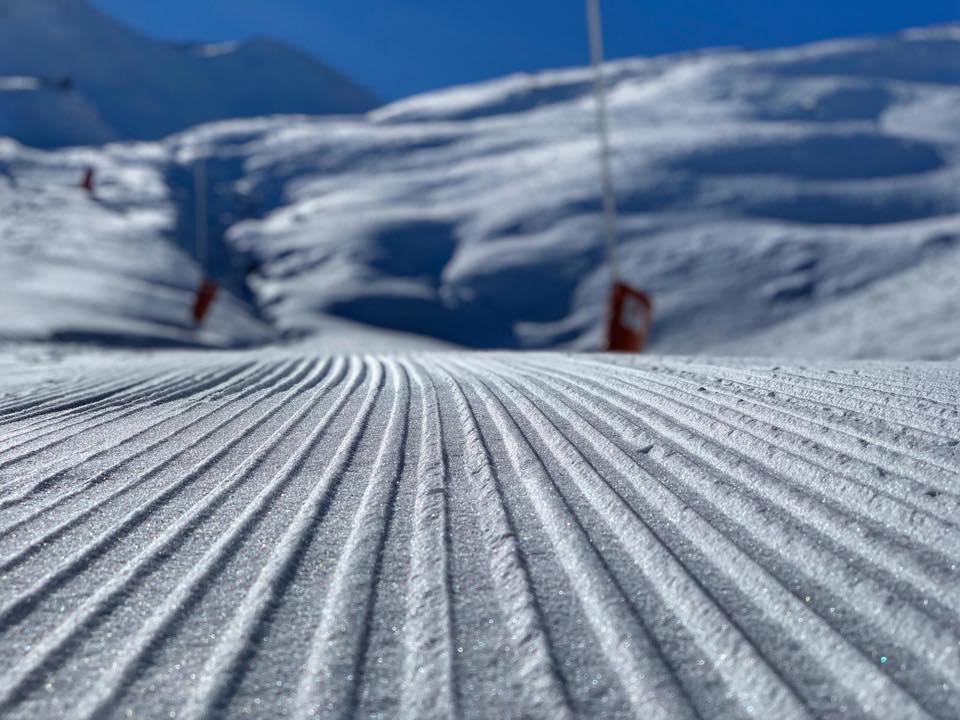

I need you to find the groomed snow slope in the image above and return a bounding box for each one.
[0,347,959,718]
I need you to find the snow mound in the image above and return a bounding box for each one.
[0,0,379,147]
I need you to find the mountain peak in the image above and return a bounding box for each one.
[0,0,92,17]
[0,0,379,147]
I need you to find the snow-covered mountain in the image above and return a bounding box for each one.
[6,22,960,719]
[1,24,958,358]
[0,0,379,148]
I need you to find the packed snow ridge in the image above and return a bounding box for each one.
[1,24,958,357]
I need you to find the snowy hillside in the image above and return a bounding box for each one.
[0,24,958,358]
[0,139,446,350]
[0,0,378,148]
[202,24,958,357]
[0,138,279,347]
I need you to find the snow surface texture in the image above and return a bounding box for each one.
[0,0,378,147]
[1,25,958,358]
[0,347,958,718]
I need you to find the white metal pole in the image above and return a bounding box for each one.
[194,158,208,270]
[586,0,621,282]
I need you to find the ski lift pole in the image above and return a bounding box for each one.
[194,158,208,269]
[191,157,219,325]
[587,0,655,352]
[586,0,620,282]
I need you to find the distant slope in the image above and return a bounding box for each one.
[0,81,116,148]
[714,242,960,360]
[0,135,455,349]
[200,24,958,356]
[0,347,958,718]
[1,25,958,358]
[0,0,378,147]
[0,138,273,347]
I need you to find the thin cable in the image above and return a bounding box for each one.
[586,0,621,282]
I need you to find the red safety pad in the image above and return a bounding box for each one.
[606,282,653,353]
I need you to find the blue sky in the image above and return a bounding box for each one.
[92,0,959,100]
